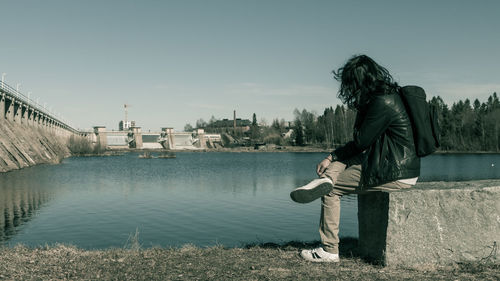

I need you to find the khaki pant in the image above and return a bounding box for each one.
[319,161,411,254]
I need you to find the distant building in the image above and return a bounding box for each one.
[119,120,136,131]
[282,129,294,139]
[207,118,251,131]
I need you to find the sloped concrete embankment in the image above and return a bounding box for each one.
[0,120,70,172]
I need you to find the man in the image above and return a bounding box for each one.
[290,54,420,262]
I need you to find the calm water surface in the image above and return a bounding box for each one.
[1,152,499,249]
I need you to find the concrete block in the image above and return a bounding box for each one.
[93,126,107,151]
[358,180,500,266]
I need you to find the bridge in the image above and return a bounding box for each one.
[0,81,79,136]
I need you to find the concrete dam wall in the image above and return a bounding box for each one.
[1,84,76,173]
[0,119,71,173]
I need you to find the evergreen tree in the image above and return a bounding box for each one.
[271,118,281,131]
[293,119,304,146]
[250,113,260,141]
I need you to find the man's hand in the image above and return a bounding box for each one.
[316,158,332,176]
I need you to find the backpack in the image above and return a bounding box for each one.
[399,85,440,157]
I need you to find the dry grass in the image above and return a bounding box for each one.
[67,135,98,156]
[0,242,498,281]
[123,228,142,251]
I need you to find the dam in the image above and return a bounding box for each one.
[0,81,78,137]
[0,81,80,172]
[0,78,221,172]
[88,127,222,150]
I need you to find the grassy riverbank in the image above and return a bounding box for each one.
[1,242,498,280]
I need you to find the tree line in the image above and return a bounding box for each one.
[430,92,500,151]
[187,92,500,152]
[290,92,500,152]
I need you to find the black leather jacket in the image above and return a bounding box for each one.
[333,90,420,187]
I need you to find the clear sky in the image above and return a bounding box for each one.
[1,0,499,131]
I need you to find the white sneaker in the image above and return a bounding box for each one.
[300,247,340,263]
[290,178,334,203]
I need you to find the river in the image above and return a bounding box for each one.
[1,152,499,249]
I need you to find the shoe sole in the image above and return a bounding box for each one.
[300,252,340,263]
[303,257,340,263]
[290,182,334,203]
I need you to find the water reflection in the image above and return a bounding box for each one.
[0,174,51,243]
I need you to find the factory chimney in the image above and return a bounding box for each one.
[233,110,236,131]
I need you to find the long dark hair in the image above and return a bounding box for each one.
[333,54,398,110]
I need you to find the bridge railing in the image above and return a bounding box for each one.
[1,81,79,133]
